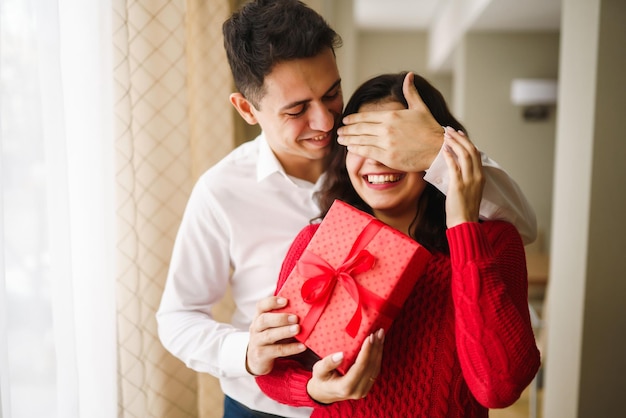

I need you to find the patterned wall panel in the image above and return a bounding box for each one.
[184,1,235,417]
[113,0,235,416]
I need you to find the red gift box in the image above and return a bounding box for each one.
[275,200,431,374]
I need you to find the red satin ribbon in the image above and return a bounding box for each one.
[296,219,401,339]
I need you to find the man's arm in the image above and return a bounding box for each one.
[156,181,249,377]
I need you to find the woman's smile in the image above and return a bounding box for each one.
[363,172,406,186]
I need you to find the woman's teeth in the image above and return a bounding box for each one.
[311,133,327,141]
[366,174,402,184]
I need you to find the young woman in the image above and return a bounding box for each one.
[255,72,541,417]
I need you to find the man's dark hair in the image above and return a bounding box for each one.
[223,0,342,107]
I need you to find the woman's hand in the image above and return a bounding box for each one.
[442,128,485,228]
[306,329,385,404]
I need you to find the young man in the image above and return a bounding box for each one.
[157,1,536,417]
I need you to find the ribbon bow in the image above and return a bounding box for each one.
[296,220,396,339]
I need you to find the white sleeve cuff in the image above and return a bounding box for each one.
[218,331,252,378]
[424,145,449,194]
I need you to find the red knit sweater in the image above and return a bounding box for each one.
[256,221,541,417]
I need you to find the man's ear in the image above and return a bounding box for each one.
[230,93,258,125]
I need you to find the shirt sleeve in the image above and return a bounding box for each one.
[156,178,250,378]
[446,221,541,408]
[425,147,537,245]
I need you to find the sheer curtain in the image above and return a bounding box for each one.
[0,0,116,417]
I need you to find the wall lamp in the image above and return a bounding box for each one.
[510,78,558,121]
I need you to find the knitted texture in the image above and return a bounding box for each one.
[257,221,541,418]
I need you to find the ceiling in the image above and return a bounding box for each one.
[354,0,562,32]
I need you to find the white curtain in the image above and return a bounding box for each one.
[0,0,116,417]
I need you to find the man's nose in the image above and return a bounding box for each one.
[308,102,335,132]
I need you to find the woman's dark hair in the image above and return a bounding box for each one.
[317,72,467,254]
[223,0,342,107]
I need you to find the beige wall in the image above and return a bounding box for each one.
[458,32,560,249]
[545,0,626,417]
[356,31,452,101]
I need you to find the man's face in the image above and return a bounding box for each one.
[250,48,343,177]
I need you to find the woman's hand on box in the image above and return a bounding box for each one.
[306,329,385,404]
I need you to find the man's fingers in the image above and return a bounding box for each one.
[250,311,299,335]
[402,72,428,111]
[248,339,306,363]
[337,115,385,144]
[256,295,288,314]
[344,144,385,159]
[247,297,307,376]
[255,323,300,346]
[340,109,386,127]
[246,339,306,376]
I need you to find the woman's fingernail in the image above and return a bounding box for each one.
[331,352,344,363]
[276,297,287,306]
[287,315,298,324]
[289,324,299,334]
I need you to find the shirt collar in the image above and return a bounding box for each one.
[256,132,285,182]
[256,132,326,189]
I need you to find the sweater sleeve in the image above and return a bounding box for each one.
[447,221,541,409]
[256,224,321,408]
